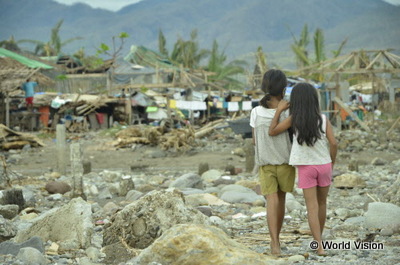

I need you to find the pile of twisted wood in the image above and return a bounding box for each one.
[109,125,195,151]
[109,119,224,151]
[0,124,45,150]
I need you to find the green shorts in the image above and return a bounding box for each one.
[258,164,295,195]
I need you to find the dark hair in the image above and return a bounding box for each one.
[259,69,287,108]
[289,82,323,146]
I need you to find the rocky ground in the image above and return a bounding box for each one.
[0,118,399,265]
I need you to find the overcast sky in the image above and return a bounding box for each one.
[53,0,400,11]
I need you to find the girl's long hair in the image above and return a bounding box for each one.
[289,82,323,146]
[259,69,287,108]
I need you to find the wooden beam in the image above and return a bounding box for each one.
[387,116,400,135]
[333,97,370,132]
[365,51,382,70]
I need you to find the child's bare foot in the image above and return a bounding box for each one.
[317,249,327,256]
[270,241,281,255]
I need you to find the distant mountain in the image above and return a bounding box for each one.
[0,0,399,68]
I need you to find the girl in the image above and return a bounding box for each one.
[250,69,295,255]
[269,82,338,256]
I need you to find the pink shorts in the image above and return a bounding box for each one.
[297,163,332,189]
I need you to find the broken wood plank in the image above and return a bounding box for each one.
[387,116,400,135]
[333,97,371,132]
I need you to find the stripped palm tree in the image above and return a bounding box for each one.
[206,40,246,89]
[0,35,21,52]
[19,19,82,56]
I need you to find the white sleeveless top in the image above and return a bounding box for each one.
[250,106,292,166]
[289,114,331,166]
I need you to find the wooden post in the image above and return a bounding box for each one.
[244,139,255,172]
[205,75,211,119]
[56,124,67,175]
[125,97,132,125]
[70,142,86,200]
[5,94,10,128]
[336,110,342,131]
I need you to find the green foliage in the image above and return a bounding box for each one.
[56,74,68,80]
[169,29,209,69]
[206,39,247,89]
[119,32,129,39]
[158,29,168,57]
[19,19,82,56]
[0,35,21,52]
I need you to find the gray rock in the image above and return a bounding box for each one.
[0,204,19,219]
[201,169,223,183]
[47,194,63,201]
[219,184,265,204]
[344,216,365,225]
[120,176,135,196]
[98,188,113,200]
[125,190,144,202]
[380,228,394,236]
[0,188,25,211]
[85,246,102,262]
[99,170,123,182]
[103,189,210,249]
[371,157,387,166]
[365,202,400,230]
[45,181,71,195]
[0,236,44,256]
[0,215,16,242]
[103,202,120,216]
[16,247,47,265]
[196,206,212,217]
[15,197,93,249]
[169,173,203,189]
[198,162,209,176]
[132,224,273,265]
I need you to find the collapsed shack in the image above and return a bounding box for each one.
[34,93,125,133]
[0,56,54,128]
[0,124,45,150]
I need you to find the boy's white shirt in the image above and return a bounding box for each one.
[250,106,292,166]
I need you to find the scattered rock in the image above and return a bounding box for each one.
[0,215,17,242]
[365,202,400,230]
[201,169,223,183]
[169,173,204,189]
[0,188,25,211]
[16,247,47,265]
[45,181,71,195]
[125,190,144,202]
[371,157,387,166]
[0,204,19,219]
[15,197,93,249]
[184,193,230,207]
[198,162,209,176]
[334,173,366,188]
[131,224,275,265]
[119,176,135,196]
[103,189,210,249]
[0,236,44,256]
[219,184,265,204]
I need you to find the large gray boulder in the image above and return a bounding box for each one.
[365,202,400,231]
[103,189,210,249]
[14,197,93,249]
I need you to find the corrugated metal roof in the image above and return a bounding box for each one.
[0,48,53,69]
